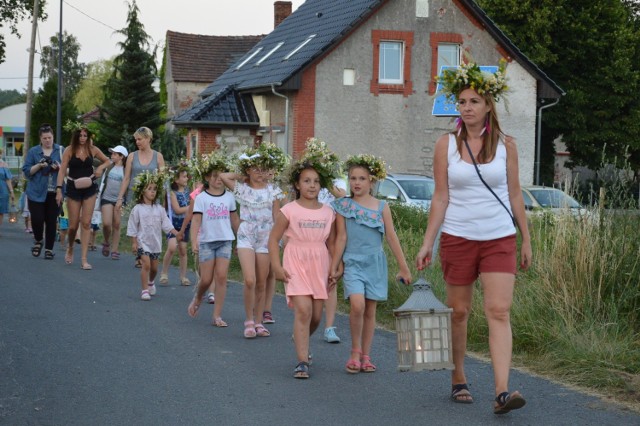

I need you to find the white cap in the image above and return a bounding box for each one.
[108,145,128,156]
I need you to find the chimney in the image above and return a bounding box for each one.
[274,1,293,28]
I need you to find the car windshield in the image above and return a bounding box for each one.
[528,189,582,209]
[397,179,434,201]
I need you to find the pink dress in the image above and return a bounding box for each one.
[281,201,335,306]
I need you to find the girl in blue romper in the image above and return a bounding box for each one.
[159,168,192,286]
[331,156,412,374]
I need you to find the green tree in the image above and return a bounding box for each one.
[39,31,86,98]
[96,0,163,152]
[29,78,78,147]
[0,0,47,64]
[477,0,640,183]
[0,89,26,109]
[74,58,114,113]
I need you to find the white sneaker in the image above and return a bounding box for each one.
[207,293,215,304]
[141,290,151,301]
[148,283,156,296]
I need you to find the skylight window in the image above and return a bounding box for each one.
[283,34,316,60]
[256,42,285,65]
[236,48,263,70]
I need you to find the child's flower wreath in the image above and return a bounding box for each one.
[257,142,290,175]
[344,154,387,181]
[188,151,231,184]
[287,138,341,190]
[131,170,169,204]
[436,59,508,102]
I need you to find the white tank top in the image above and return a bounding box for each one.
[442,133,515,241]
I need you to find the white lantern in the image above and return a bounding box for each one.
[394,274,454,372]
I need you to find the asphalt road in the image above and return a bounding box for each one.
[1,222,638,426]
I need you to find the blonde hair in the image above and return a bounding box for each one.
[133,126,153,140]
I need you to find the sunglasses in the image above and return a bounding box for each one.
[39,125,52,132]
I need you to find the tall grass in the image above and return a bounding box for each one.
[379,202,639,405]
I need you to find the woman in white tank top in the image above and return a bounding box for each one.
[416,63,532,415]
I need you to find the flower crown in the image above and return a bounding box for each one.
[189,151,231,184]
[437,59,508,102]
[63,120,86,133]
[257,142,290,174]
[344,154,387,181]
[288,138,341,189]
[132,170,167,203]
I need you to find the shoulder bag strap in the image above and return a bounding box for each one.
[463,139,515,227]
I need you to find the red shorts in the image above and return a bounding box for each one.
[439,232,517,286]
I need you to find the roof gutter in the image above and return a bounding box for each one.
[535,98,561,185]
[271,84,290,155]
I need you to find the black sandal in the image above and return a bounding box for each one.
[451,383,473,404]
[44,249,55,260]
[31,241,43,257]
[293,361,310,379]
[494,391,526,414]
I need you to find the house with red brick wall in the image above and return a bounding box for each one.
[173,0,563,185]
[164,31,265,129]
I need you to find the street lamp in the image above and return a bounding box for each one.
[394,272,454,372]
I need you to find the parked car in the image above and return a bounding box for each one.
[521,186,588,216]
[372,173,435,209]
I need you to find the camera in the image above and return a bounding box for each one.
[40,156,53,165]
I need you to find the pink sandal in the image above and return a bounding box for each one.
[187,297,200,318]
[345,349,362,374]
[244,320,256,338]
[254,323,270,337]
[360,354,377,373]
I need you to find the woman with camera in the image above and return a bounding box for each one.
[22,124,63,259]
[56,126,110,270]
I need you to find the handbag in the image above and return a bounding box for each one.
[70,175,95,189]
[462,139,516,227]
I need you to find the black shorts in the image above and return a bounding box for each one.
[66,181,98,201]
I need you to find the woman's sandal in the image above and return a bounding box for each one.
[451,383,474,404]
[80,259,92,270]
[101,242,110,257]
[494,391,526,414]
[345,349,362,374]
[187,297,200,318]
[31,241,43,257]
[293,361,310,379]
[360,355,377,373]
[44,249,55,260]
[65,248,74,265]
[254,323,270,337]
[111,251,120,260]
[213,317,228,327]
[244,320,257,339]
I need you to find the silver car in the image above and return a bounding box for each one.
[372,173,435,209]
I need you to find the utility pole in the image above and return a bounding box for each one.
[56,0,63,145]
[24,0,41,159]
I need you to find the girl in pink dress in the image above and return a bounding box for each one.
[269,163,337,379]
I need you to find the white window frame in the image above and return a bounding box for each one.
[379,41,404,84]
[236,48,263,70]
[257,42,284,65]
[437,43,460,72]
[284,34,316,60]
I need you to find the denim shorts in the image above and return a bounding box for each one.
[66,181,98,201]
[199,240,232,262]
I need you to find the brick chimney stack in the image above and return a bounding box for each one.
[274,1,293,28]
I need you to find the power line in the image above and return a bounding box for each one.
[63,0,118,32]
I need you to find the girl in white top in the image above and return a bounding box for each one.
[187,162,239,327]
[221,151,285,339]
[127,171,179,301]
[99,145,128,260]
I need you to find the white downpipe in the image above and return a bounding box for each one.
[536,98,560,185]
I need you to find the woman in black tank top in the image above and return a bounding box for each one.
[56,127,110,270]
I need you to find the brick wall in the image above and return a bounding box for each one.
[292,65,316,157]
[274,1,292,29]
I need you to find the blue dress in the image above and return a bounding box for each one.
[0,166,13,214]
[332,197,388,301]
